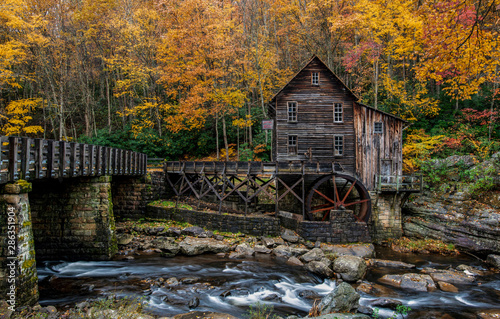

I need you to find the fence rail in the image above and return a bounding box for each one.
[376,174,423,193]
[0,136,148,184]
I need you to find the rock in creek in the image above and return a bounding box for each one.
[487,254,500,269]
[305,258,334,277]
[367,259,416,269]
[179,237,231,256]
[301,248,325,263]
[116,233,134,246]
[281,229,300,243]
[332,256,367,282]
[379,273,436,292]
[172,311,239,319]
[287,256,304,266]
[181,226,207,237]
[152,238,180,257]
[321,243,375,258]
[317,282,360,314]
[368,298,403,310]
[421,268,476,285]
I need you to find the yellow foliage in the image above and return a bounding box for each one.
[403,129,444,173]
[1,99,43,136]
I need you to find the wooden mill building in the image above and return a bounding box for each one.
[268,55,407,190]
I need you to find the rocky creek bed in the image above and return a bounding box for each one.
[3,221,497,319]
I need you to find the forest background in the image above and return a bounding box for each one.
[1,0,500,173]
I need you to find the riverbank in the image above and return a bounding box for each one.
[4,218,498,319]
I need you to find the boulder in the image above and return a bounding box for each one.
[317,282,360,314]
[172,311,238,319]
[254,245,272,254]
[322,244,375,258]
[421,268,475,285]
[262,237,285,248]
[368,298,403,310]
[164,227,182,237]
[332,256,367,282]
[379,273,436,292]
[301,248,325,263]
[235,243,255,256]
[486,254,500,269]
[290,246,309,257]
[116,233,134,246]
[437,281,459,293]
[281,229,300,243]
[181,226,206,237]
[307,314,371,319]
[477,310,500,319]
[367,259,416,269]
[179,237,231,256]
[305,258,334,277]
[287,256,304,266]
[152,238,180,257]
[273,245,293,258]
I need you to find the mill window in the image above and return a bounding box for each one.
[312,72,319,85]
[374,122,383,134]
[334,135,343,156]
[334,103,343,123]
[288,135,298,155]
[287,102,298,122]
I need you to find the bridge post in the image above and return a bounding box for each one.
[369,192,403,241]
[0,181,38,308]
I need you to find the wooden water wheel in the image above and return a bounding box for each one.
[306,174,371,222]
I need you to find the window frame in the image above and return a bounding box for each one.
[288,135,298,155]
[333,135,344,157]
[287,101,298,123]
[333,103,343,123]
[374,122,384,134]
[311,72,320,86]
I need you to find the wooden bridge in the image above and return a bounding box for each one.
[164,160,422,222]
[0,136,147,183]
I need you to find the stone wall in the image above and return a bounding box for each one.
[112,171,165,220]
[0,181,38,307]
[279,210,371,243]
[147,205,280,237]
[369,192,403,241]
[30,176,116,261]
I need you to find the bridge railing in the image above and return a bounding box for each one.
[0,136,148,183]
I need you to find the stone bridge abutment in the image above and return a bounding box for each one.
[1,172,161,308]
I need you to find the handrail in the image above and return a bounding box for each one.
[376,174,423,192]
[0,136,148,184]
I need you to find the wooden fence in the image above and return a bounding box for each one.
[0,136,147,184]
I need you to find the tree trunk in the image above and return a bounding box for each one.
[222,116,229,161]
[215,114,220,161]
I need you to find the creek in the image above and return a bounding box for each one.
[37,246,500,318]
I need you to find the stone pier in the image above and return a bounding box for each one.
[369,192,403,241]
[0,181,38,307]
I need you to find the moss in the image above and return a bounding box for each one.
[16,180,32,193]
[22,259,36,269]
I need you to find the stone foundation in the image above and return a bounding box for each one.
[0,181,38,307]
[279,210,371,243]
[147,205,280,237]
[30,176,117,261]
[369,192,403,241]
[112,171,165,220]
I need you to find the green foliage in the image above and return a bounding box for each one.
[246,302,278,319]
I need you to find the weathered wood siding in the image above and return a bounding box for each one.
[272,57,357,174]
[353,103,404,190]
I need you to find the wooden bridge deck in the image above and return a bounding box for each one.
[165,160,344,176]
[0,136,147,184]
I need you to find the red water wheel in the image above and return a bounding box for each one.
[306,174,371,222]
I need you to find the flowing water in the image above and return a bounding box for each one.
[37,247,500,318]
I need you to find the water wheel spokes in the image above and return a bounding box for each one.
[306,174,371,222]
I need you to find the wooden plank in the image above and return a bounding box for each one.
[8,137,18,182]
[47,140,55,179]
[89,145,94,175]
[59,141,67,178]
[95,146,102,176]
[69,142,76,177]
[79,144,86,176]
[20,138,30,180]
[34,139,43,179]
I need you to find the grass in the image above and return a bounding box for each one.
[388,237,459,255]
[149,200,193,210]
